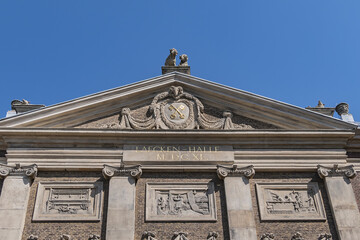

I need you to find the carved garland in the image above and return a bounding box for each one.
[102,164,142,179]
[217,165,255,180]
[317,164,356,179]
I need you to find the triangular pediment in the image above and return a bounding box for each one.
[0,72,356,130]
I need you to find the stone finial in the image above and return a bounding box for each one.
[10,99,45,114]
[102,164,142,180]
[173,232,189,240]
[291,232,303,240]
[142,231,157,240]
[207,232,218,240]
[27,235,38,240]
[317,164,356,179]
[60,234,71,240]
[260,233,275,240]
[217,165,255,180]
[165,48,178,66]
[0,163,37,179]
[335,102,349,115]
[317,100,325,108]
[179,54,188,66]
[318,233,332,240]
[88,234,100,240]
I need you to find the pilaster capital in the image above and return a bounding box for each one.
[102,164,142,180]
[317,164,356,179]
[217,164,255,180]
[0,163,37,179]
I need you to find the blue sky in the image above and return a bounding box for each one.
[0,1,359,121]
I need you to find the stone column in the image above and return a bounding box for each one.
[0,164,37,240]
[217,165,257,240]
[318,164,360,240]
[102,164,142,240]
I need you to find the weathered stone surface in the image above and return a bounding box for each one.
[145,182,216,221]
[256,182,326,221]
[32,182,103,221]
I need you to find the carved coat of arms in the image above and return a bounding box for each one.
[119,86,234,130]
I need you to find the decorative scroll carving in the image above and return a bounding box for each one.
[0,163,37,179]
[60,234,71,240]
[256,183,326,221]
[146,182,216,221]
[291,232,303,240]
[88,234,100,240]
[216,165,255,180]
[318,233,332,240]
[102,164,142,180]
[173,232,189,240]
[207,232,218,240]
[33,182,103,221]
[317,164,356,179]
[119,86,237,130]
[27,235,38,240]
[260,233,275,240]
[142,231,157,240]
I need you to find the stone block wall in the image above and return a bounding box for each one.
[21,172,107,240]
[250,172,338,240]
[351,172,360,213]
[134,173,230,240]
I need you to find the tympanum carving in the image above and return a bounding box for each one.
[88,234,100,240]
[27,235,38,240]
[317,164,356,179]
[60,234,71,240]
[119,86,236,130]
[256,183,326,221]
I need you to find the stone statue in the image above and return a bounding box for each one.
[179,54,188,66]
[318,233,332,240]
[165,48,178,66]
[260,233,275,240]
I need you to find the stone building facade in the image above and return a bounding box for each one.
[0,67,359,240]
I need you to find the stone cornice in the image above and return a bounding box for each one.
[217,165,255,179]
[0,163,37,179]
[102,164,142,180]
[317,164,357,179]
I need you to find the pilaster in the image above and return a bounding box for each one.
[318,164,360,240]
[0,164,37,240]
[217,165,257,240]
[102,164,142,240]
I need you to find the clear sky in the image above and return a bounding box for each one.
[0,1,359,121]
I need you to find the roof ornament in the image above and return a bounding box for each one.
[335,102,355,123]
[162,48,190,74]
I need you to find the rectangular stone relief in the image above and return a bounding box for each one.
[33,182,103,221]
[146,182,217,221]
[256,183,326,221]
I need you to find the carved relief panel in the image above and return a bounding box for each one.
[33,182,103,221]
[256,183,326,221]
[146,182,216,221]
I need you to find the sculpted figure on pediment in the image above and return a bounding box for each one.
[119,85,237,130]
